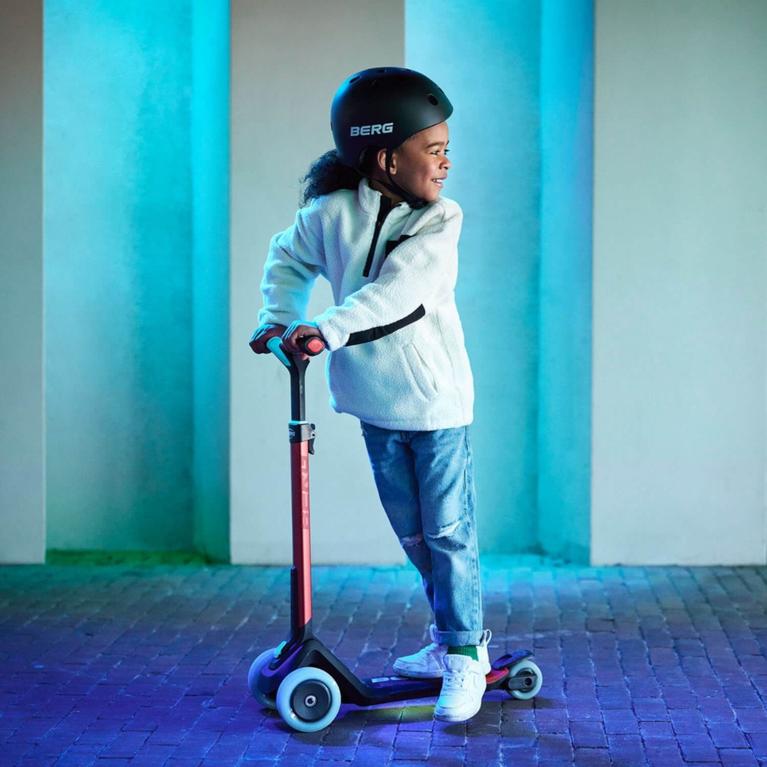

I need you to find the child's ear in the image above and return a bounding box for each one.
[376,148,397,176]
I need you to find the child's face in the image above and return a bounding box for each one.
[390,122,451,203]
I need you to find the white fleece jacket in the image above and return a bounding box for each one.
[257,179,474,430]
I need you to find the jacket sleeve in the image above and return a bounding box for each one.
[257,203,326,327]
[312,201,462,351]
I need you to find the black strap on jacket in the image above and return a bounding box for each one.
[345,304,426,346]
[362,196,394,278]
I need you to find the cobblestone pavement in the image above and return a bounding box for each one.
[2,555,767,766]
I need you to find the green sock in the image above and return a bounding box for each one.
[447,645,478,661]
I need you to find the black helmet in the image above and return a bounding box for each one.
[331,67,453,171]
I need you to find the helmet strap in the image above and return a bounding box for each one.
[379,149,428,210]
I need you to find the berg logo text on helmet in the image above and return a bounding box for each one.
[350,123,394,137]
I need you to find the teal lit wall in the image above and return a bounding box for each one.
[44,1,229,557]
[407,0,592,560]
[191,0,230,561]
[538,0,592,563]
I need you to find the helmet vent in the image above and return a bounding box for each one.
[427,94,438,105]
[349,76,360,83]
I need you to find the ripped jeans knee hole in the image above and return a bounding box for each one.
[400,532,424,548]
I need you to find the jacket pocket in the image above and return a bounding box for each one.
[402,343,438,401]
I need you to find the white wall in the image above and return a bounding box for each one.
[230,0,407,564]
[0,0,45,564]
[592,0,767,565]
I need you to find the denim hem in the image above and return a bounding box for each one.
[435,630,486,646]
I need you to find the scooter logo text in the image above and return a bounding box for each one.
[350,122,394,137]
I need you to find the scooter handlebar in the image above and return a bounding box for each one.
[266,336,292,367]
[266,334,326,368]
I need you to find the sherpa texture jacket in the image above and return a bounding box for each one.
[258,178,474,431]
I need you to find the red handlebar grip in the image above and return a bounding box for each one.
[299,336,326,356]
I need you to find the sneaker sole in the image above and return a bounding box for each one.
[433,703,483,722]
[392,666,444,679]
[393,662,491,679]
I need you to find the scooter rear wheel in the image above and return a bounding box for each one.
[276,666,342,732]
[507,658,543,700]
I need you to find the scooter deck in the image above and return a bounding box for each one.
[258,634,536,707]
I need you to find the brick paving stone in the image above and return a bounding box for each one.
[499,747,538,767]
[670,707,708,735]
[700,696,738,722]
[534,707,569,733]
[392,730,430,760]
[641,719,675,738]
[171,730,221,759]
[464,735,500,763]
[677,733,721,762]
[349,745,393,766]
[53,756,96,767]
[565,701,602,721]
[202,738,249,763]
[243,728,289,758]
[608,732,647,763]
[97,731,149,759]
[749,733,767,758]
[537,732,574,762]
[128,745,177,766]
[737,709,767,733]
[428,724,466,749]
[571,747,611,767]
[709,721,751,749]
[720,748,761,767]
[424,746,464,767]
[643,739,685,767]
[570,720,607,748]
[602,707,639,735]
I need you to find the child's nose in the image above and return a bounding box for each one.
[441,155,451,169]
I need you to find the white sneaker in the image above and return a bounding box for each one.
[394,625,492,679]
[434,651,488,722]
[393,624,444,678]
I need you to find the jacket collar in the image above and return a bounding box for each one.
[357,178,411,217]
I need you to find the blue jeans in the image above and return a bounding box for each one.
[360,421,485,646]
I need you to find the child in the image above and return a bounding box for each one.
[250,67,491,722]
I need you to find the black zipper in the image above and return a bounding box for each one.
[362,196,394,278]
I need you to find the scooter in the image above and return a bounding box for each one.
[247,334,543,732]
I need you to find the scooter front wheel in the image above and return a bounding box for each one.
[248,648,279,709]
[276,666,342,732]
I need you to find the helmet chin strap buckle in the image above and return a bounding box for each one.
[382,149,428,210]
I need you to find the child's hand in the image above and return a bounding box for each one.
[249,323,287,354]
[282,320,325,358]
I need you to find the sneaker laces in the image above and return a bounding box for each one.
[442,656,476,689]
[443,669,467,689]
